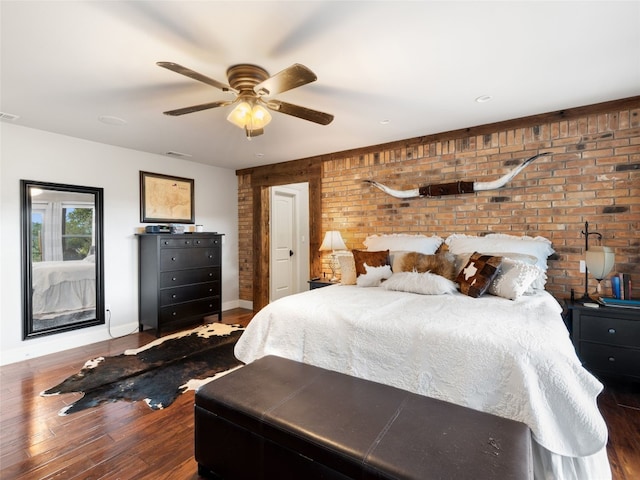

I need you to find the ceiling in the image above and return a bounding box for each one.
[2,1,639,171]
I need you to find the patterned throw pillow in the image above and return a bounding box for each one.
[352,249,390,276]
[456,252,502,298]
[356,263,393,287]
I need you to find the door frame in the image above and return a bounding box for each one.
[247,158,322,313]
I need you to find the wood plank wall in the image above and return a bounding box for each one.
[237,97,640,311]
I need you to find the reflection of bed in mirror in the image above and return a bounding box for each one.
[31,259,96,325]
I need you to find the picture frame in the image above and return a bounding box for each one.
[140,171,195,224]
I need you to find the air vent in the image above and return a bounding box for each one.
[165,151,192,158]
[0,112,20,121]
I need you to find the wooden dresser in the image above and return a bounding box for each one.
[138,233,223,336]
[567,301,640,382]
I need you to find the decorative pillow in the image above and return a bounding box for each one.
[337,253,357,285]
[398,252,456,280]
[389,251,410,272]
[352,249,390,276]
[356,263,393,287]
[456,252,503,298]
[489,258,543,300]
[445,234,553,271]
[445,234,553,289]
[364,234,443,255]
[453,252,537,277]
[382,271,458,295]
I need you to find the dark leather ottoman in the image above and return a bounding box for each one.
[195,355,532,480]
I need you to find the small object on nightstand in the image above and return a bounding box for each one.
[308,279,336,290]
[583,302,600,308]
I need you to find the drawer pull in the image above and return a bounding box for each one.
[607,328,616,334]
[196,240,201,245]
[172,277,177,281]
[172,294,177,299]
[172,312,177,316]
[163,241,169,245]
[608,357,616,362]
[172,257,177,261]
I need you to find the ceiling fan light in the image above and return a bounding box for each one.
[227,102,252,129]
[250,104,272,129]
[227,102,272,132]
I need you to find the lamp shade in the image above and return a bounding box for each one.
[319,231,347,252]
[227,101,272,130]
[585,246,615,280]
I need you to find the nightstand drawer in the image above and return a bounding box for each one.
[580,315,640,348]
[579,342,640,379]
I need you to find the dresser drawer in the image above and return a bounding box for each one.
[159,237,194,248]
[160,297,221,324]
[160,282,219,306]
[191,236,221,248]
[580,315,640,348]
[579,342,640,379]
[160,267,220,288]
[160,248,220,270]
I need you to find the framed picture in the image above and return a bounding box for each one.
[140,171,195,223]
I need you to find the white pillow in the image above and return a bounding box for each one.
[489,258,543,300]
[382,271,458,295]
[337,253,356,285]
[364,234,443,255]
[445,234,553,289]
[356,263,393,287]
[445,234,554,270]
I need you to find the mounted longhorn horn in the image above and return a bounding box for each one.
[364,152,551,199]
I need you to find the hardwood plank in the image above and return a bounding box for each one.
[1,308,638,479]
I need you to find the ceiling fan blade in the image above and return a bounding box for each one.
[157,62,236,93]
[265,99,334,125]
[163,100,232,116]
[254,64,317,97]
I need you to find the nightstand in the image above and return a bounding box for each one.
[566,300,640,382]
[308,279,336,290]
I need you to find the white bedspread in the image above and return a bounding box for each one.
[235,285,608,461]
[32,260,96,314]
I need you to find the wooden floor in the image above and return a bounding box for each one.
[1,307,638,480]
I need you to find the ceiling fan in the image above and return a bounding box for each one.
[157,62,334,139]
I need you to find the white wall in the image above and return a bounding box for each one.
[0,124,239,365]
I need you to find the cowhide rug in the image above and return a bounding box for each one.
[41,322,245,416]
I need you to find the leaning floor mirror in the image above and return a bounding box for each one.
[21,180,105,339]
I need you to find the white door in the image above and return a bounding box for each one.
[270,184,309,302]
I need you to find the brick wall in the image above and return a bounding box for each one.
[238,99,640,303]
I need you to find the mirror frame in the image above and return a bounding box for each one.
[21,180,105,339]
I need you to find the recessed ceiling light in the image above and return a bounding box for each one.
[98,115,127,126]
[475,95,492,103]
[255,153,265,158]
[379,119,390,125]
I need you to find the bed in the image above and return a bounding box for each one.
[31,260,96,316]
[234,233,612,480]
